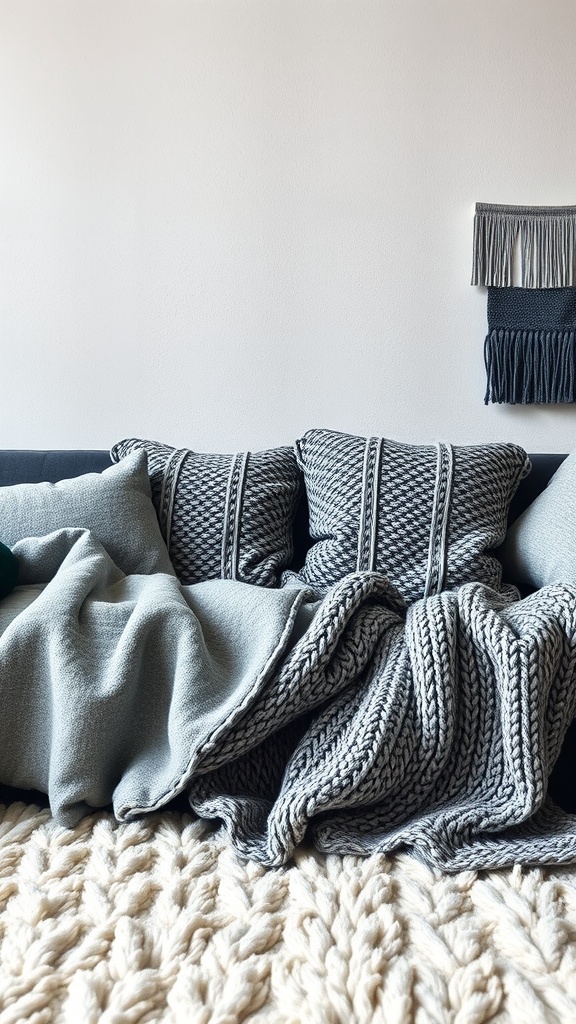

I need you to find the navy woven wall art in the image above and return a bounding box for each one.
[471,203,576,405]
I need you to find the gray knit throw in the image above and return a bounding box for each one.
[186,572,576,871]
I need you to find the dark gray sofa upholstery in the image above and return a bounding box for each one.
[0,449,112,486]
[0,450,564,522]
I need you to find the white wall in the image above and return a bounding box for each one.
[1,0,576,453]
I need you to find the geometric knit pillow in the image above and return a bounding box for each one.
[293,428,529,604]
[111,438,302,587]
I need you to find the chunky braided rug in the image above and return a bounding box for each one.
[1,802,576,1023]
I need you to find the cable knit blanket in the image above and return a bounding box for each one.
[2,529,576,871]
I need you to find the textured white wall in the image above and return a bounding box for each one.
[1,0,576,452]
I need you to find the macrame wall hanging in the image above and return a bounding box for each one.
[471,202,576,404]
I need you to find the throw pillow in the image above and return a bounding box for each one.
[499,451,576,588]
[110,438,302,587]
[0,451,174,577]
[294,428,529,603]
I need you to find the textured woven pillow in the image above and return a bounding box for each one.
[0,451,174,578]
[111,438,302,587]
[293,428,529,603]
[499,452,576,588]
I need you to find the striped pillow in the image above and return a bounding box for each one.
[292,428,529,603]
[111,439,302,587]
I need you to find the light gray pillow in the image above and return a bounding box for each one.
[0,450,174,577]
[500,452,576,588]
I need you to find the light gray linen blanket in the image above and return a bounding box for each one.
[0,529,312,825]
[2,528,576,871]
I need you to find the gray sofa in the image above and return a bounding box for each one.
[0,447,567,571]
[0,448,574,825]
[0,447,565,523]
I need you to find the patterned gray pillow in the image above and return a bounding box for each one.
[111,439,302,587]
[293,428,529,603]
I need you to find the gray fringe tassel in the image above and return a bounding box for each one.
[472,203,576,288]
[484,329,576,404]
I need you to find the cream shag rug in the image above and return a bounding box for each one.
[1,803,576,1024]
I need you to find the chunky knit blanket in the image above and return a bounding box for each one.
[1,530,576,871]
[187,573,576,870]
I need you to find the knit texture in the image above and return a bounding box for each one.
[1,801,575,1023]
[186,571,576,869]
[291,429,529,603]
[111,439,302,587]
[3,527,576,870]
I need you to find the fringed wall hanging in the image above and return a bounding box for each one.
[471,203,576,404]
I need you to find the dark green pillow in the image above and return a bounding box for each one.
[0,542,18,600]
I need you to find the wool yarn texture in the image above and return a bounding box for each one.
[0,802,575,1023]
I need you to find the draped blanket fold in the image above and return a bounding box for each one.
[2,529,576,871]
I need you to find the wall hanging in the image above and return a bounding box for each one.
[471,202,576,404]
